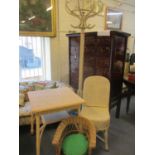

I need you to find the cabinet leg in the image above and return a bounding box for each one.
[116,98,121,118]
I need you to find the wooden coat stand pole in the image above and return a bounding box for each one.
[65,0,103,96]
[78,29,85,96]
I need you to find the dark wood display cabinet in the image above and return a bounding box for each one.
[66,31,130,118]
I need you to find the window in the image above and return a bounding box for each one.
[19,36,51,82]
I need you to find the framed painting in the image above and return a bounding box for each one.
[105,7,123,30]
[19,0,56,37]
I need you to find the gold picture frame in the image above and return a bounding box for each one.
[19,0,56,37]
[105,7,123,30]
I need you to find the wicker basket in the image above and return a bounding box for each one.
[52,116,96,155]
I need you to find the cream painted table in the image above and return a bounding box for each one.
[28,87,85,155]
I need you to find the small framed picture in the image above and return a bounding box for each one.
[105,7,123,30]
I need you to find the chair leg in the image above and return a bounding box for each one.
[30,114,35,135]
[96,131,109,151]
[126,95,131,113]
[104,130,109,151]
[40,123,46,142]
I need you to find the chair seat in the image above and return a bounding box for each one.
[80,106,110,131]
[62,133,88,155]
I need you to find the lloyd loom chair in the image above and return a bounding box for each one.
[52,116,96,155]
[80,76,110,151]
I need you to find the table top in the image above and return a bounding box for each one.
[28,87,85,114]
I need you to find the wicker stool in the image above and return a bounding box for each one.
[52,116,96,155]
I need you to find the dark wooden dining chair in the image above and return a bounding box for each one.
[122,76,135,113]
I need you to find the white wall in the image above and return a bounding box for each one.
[51,0,135,83]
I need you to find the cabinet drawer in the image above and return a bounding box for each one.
[70,47,79,56]
[85,36,96,46]
[70,37,80,46]
[97,37,111,46]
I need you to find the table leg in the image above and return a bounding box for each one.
[30,114,34,135]
[36,114,40,155]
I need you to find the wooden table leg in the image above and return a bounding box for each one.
[30,114,34,135]
[36,114,40,155]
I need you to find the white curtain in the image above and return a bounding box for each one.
[19,36,51,82]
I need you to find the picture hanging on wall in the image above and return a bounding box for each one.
[19,0,56,37]
[105,7,123,30]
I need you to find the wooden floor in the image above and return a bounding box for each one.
[19,96,135,155]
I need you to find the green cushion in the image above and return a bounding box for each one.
[62,133,88,155]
